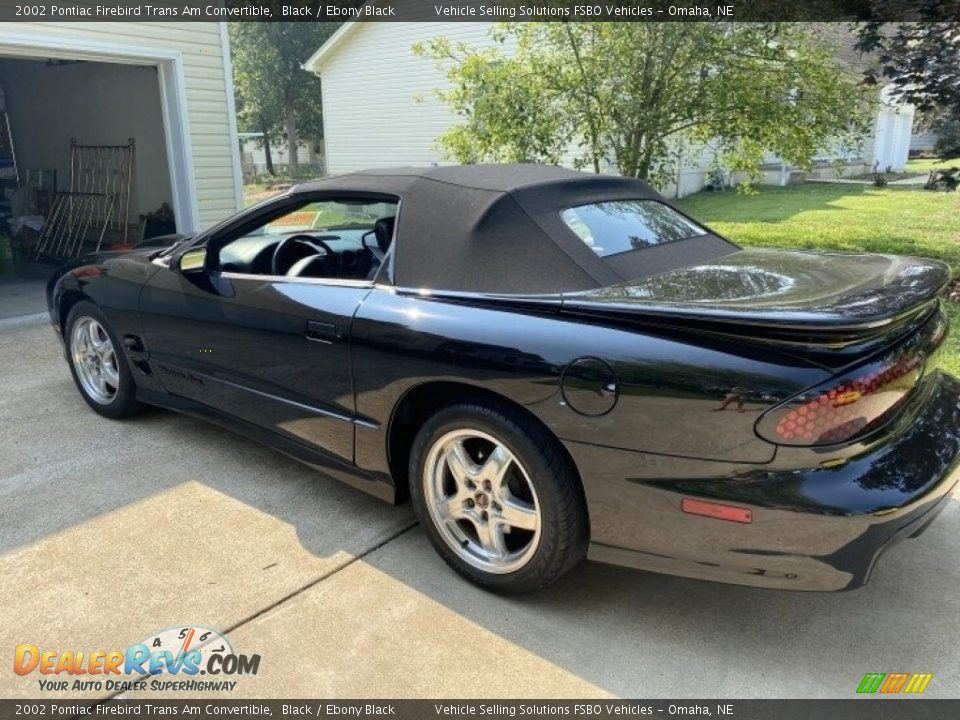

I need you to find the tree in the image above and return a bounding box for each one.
[934,119,960,159]
[231,71,278,176]
[414,23,873,185]
[229,23,339,170]
[854,4,960,123]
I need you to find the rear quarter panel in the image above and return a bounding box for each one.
[350,289,829,477]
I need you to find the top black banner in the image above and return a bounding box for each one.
[2,0,959,22]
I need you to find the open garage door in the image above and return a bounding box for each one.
[0,46,197,319]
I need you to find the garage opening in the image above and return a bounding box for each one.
[0,55,177,318]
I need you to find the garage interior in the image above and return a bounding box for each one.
[0,56,176,319]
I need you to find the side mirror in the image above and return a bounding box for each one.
[173,247,207,274]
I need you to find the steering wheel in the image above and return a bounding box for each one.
[271,234,342,277]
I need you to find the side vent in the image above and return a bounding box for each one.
[122,335,152,375]
[123,335,145,352]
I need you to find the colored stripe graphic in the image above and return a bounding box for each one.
[880,673,909,693]
[903,673,933,694]
[857,672,932,694]
[857,673,885,693]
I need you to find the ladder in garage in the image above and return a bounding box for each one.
[34,139,135,260]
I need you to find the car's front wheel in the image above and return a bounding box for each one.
[65,301,144,418]
[409,399,589,592]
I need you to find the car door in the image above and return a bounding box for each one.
[138,194,396,465]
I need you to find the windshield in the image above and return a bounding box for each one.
[561,200,708,257]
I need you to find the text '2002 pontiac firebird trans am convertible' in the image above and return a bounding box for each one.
[47,165,960,592]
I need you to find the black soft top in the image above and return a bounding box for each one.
[294,164,736,294]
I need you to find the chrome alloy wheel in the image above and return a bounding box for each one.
[423,429,541,574]
[70,317,120,405]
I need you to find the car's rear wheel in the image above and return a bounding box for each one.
[65,301,144,418]
[409,399,589,592]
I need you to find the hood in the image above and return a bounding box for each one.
[139,232,192,249]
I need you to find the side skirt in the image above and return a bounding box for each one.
[136,388,397,504]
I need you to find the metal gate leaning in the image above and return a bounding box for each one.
[35,138,134,260]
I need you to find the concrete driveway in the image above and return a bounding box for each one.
[2,315,959,699]
[0,261,49,319]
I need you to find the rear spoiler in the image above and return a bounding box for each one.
[557,296,941,341]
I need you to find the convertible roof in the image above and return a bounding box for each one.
[293,165,736,294]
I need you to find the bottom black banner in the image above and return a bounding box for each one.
[0,700,957,720]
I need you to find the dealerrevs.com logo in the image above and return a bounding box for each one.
[14,625,261,693]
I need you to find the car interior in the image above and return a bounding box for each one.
[216,198,398,282]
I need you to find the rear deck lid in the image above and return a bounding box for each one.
[561,248,950,334]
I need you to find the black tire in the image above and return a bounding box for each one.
[64,300,144,419]
[409,398,589,593]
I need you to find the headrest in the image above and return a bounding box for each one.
[373,217,395,253]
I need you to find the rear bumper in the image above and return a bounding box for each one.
[573,370,960,591]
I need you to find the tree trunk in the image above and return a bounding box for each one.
[633,140,656,181]
[285,101,299,169]
[262,128,275,176]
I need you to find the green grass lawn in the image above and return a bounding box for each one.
[906,156,960,173]
[676,183,960,376]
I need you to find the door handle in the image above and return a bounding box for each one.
[306,320,341,343]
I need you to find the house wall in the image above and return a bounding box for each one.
[0,59,172,221]
[870,105,914,172]
[317,22,498,173]
[0,21,240,229]
[910,130,939,153]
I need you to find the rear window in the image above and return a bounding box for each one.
[560,200,707,257]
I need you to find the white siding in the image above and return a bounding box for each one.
[317,22,498,174]
[871,105,915,172]
[910,130,939,153]
[0,21,239,228]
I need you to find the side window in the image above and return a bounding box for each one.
[217,197,398,281]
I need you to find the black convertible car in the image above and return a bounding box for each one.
[48,165,960,592]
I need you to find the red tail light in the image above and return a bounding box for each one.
[756,347,925,447]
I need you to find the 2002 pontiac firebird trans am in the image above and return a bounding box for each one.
[48,165,960,592]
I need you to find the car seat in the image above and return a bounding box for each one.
[365,216,395,280]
